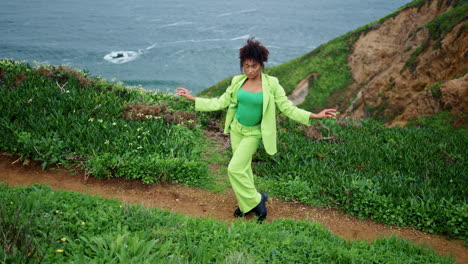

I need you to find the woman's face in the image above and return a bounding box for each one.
[242,59,262,80]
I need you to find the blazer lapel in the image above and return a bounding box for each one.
[233,74,248,104]
[261,73,271,115]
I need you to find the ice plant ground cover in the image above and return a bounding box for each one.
[0,59,209,186]
[0,184,457,263]
[0,59,466,241]
[255,118,467,240]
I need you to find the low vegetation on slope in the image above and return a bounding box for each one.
[1,59,466,240]
[0,59,209,186]
[0,184,456,263]
[255,117,467,239]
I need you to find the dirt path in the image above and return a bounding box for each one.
[0,153,466,263]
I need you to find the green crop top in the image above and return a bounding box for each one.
[235,87,263,126]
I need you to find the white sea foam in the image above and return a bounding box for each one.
[198,25,223,33]
[267,45,282,49]
[239,9,257,14]
[146,43,157,50]
[194,38,223,43]
[103,51,141,64]
[159,21,194,28]
[167,38,223,45]
[218,9,257,17]
[217,12,232,17]
[230,34,250,41]
[171,49,187,57]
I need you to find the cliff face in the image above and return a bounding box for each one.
[343,0,467,126]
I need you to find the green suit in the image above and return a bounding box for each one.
[195,73,311,213]
[195,73,311,155]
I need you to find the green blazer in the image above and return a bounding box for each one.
[195,73,311,155]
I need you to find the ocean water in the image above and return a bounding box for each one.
[1,0,409,93]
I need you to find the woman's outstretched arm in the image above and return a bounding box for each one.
[310,109,337,119]
[176,87,195,102]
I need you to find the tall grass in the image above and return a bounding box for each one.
[0,184,456,263]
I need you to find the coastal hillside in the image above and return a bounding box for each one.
[201,0,467,128]
[0,1,467,262]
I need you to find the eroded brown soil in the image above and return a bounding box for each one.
[0,154,466,263]
[345,0,467,125]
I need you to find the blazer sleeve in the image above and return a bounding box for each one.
[271,78,311,125]
[194,77,239,112]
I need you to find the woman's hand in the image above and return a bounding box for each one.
[310,109,337,119]
[176,88,195,102]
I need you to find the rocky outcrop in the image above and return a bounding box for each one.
[343,0,467,126]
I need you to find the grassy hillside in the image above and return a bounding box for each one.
[0,184,456,263]
[1,59,466,240]
[0,2,466,263]
[0,59,209,186]
[255,117,467,239]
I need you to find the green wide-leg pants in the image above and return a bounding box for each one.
[228,119,262,213]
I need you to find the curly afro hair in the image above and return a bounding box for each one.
[239,37,269,72]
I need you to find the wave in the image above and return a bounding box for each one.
[171,49,188,56]
[239,9,257,14]
[217,12,232,17]
[163,35,249,46]
[167,38,224,45]
[159,20,194,28]
[217,9,257,17]
[121,79,182,89]
[267,45,282,49]
[103,50,142,64]
[230,34,250,41]
[146,43,157,50]
[105,34,250,65]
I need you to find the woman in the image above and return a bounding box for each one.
[177,38,336,222]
